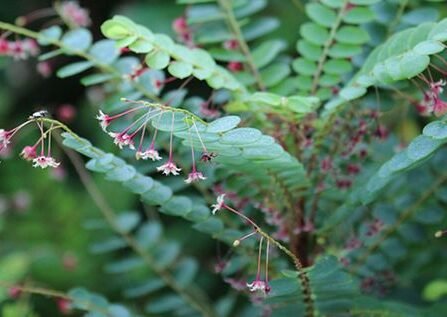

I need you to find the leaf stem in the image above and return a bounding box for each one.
[310,0,349,94]
[217,0,266,91]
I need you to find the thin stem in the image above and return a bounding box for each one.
[192,119,208,152]
[0,281,113,317]
[256,237,264,279]
[265,239,270,282]
[217,0,265,91]
[168,111,175,160]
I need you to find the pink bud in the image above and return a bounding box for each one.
[57,104,77,123]
[227,61,243,72]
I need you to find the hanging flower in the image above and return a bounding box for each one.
[59,1,91,27]
[32,156,60,169]
[157,160,181,176]
[96,110,112,132]
[246,280,269,293]
[211,194,226,215]
[136,148,162,161]
[185,170,206,184]
[20,145,37,161]
[109,132,135,149]
[0,129,12,150]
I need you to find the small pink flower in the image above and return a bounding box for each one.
[60,1,91,27]
[185,170,206,184]
[57,104,76,123]
[57,298,72,315]
[97,110,111,132]
[172,16,188,34]
[109,132,135,149]
[0,38,9,54]
[136,148,162,161]
[21,39,39,56]
[20,146,37,161]
[223,39,239,50]
[246,279,270,294]
[157,160,181,176]
[0,129,12,149]
[211,194,226,215]
[32,156,60,169]
[37,61,53,78]
[227,61,243,72]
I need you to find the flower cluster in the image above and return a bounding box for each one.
[1,112,61,169]
[58,1,91,27]
[415,79,447,117]
[211,194,271,295]
[97,102,213,184]
[0,38,39,60]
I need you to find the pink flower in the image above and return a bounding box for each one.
[135,148,162,161]
[172,16,188,34]
[185,170,206,184]
[223,39,239,50]
[0,129,12,149]
[0,38,9,54]
[32,156,60,169]
[97,110,112,132]
[109,132,135,149]
[246,279,270,294]
[57,298,72,315]
[37,61,53,78]
[60,1,91,27]
[157,160,181,176]
[227,61,243,72]
[20,146,37,161]
[211,194,226,215]
[57,104,76,122]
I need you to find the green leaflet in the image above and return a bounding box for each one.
[101,15,244,92]
[323,19,447,116]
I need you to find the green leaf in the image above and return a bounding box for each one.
[343,7,375,24]
[61,28,93,53]
[145,50,170,69]
[423,280,447,301]
[220,128,262,145]
[260,63,291,87]
[306,3,337,27]
[252,40,286,68]
[423,120,447,139]
[293,58,318,76]
[108,305,131,317]
[116,211,141,233]
[297,40,323,61]
[129,39,154,53]
[323,59,353,75]
[328,43,362,58]
[300,22,330,45]
[81,73,115,86]
[145,295,185,314]
[38,26,62,45]
[124,279,165,298]
[206,116,241,133]
[101,18,134,40]
[89,40,120,64]
[168,61,193,79]
[335,26,370,44]
[161,196,193,216]
[242,17,279,41]
[57,61,93,78]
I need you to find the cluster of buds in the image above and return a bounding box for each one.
[212,194,272,295]
[415,79,447,117]
[58,1,91,28]
[365,218,384,237]
[0,37,39,60]
[361,271,396,296]
[97,101,213,184]
[1,111,61,169]
[172,16,194,47]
